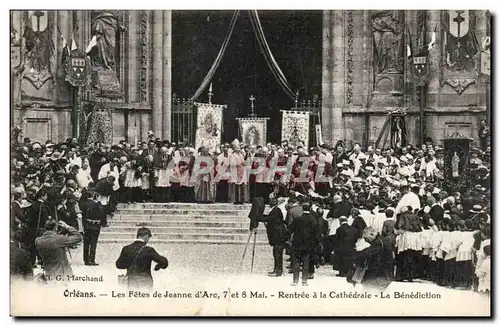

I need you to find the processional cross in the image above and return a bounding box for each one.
[453,10,465,37]
[33,11,45,32]
[249,94,256,116]
[208,83,213,104]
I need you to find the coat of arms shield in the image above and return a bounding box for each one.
[411,55,430,85]
[65,51,89,87]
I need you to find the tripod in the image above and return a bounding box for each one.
[238,228,258,274]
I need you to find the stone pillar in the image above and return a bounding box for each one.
[162,10,172,141]
[152,10,163,139]
[321,10,344,146]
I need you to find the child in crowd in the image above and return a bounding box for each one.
[475,245,490,295]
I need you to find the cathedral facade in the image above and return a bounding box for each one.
[11,10,489,147]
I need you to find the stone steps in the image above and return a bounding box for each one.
[116,203,252,210]
[108,220,253,228]
[101,203,268,245]
[111,214,250,221]
[104,226,264,234]
[116,209,250,216]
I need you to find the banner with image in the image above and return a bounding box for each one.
[281,110,310,148]
[195,102,226,153]
[237,117,269,147]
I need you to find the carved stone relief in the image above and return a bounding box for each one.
[140,10,149,103]
[346,11,354,105]
[371,10,405,107]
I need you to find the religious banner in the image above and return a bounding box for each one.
[195,102,225,152]
[442,10,479,72]
[237,117,269,147]
[281,110,310,148]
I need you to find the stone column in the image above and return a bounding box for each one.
[162,10,172,141]
[321,10,344,146]
[152,10,163,139]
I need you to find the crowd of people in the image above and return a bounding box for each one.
[9,127,490,294]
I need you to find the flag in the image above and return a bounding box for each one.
[428,25,437,50]
[85,35,97,53]
[406,25,413,58]
[70,33,77,51]
[58,26,70,65]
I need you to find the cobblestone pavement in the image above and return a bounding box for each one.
[18,242,489,316]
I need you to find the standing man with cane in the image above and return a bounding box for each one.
[258,198,287,277]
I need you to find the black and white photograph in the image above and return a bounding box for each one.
[8,8,491,316]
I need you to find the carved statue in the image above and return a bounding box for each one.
[451,151,460,178]
[89,10,126,71]
[372,11,404,74]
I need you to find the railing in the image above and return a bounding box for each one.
[171,96,195,145]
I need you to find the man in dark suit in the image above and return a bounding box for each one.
[427,197,444,224]
[257,198,287,277]
[334,216,358,277]
[288,202,320,286]
[116,227,169,289]
[80,189,106,266]
[284,197,301,225]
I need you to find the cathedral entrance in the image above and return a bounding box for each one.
[171,10,322,146]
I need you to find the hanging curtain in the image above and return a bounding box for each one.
[248,10,295,100]
[190,10,240,101]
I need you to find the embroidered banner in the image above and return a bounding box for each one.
[194,102,226,153]
[237,117,269,147]
[281,110,310,148]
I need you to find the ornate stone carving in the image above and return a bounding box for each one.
[444,77,476,95]
[416,10,426,50]
[140,10,149,103]
[346,11,354,105]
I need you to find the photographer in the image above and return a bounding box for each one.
[35,220,83,282]
[116,227,169,289]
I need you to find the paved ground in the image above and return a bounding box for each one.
[12,242,490,316]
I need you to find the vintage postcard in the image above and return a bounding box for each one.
[10,9,491,316]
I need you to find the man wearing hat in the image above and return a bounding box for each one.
[35,219,83,282]
[333,216,357,277]
[288,202,320,286]
[80,188,106,266]
[116,227,169,289]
